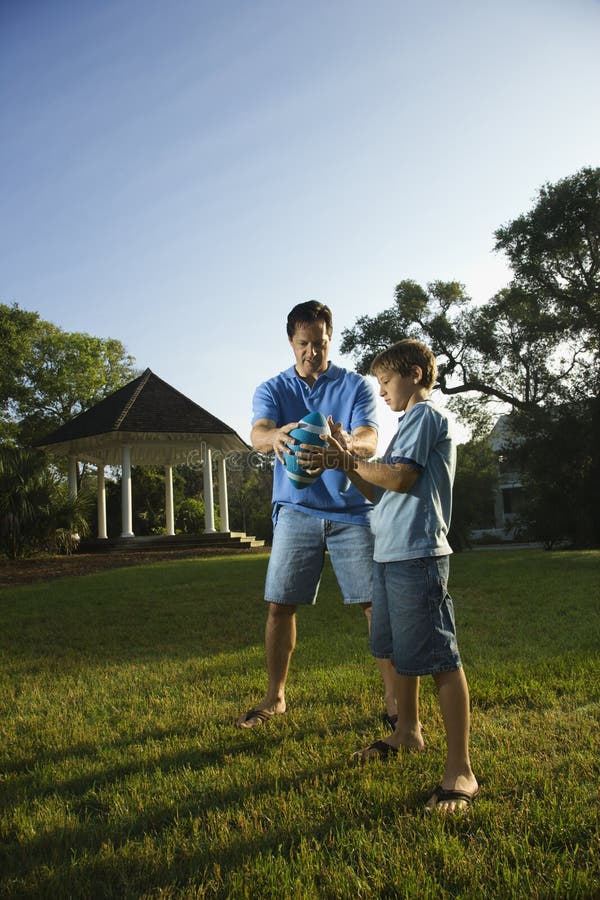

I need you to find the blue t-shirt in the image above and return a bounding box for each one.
[252,363,378,524]
[371,400,455,561]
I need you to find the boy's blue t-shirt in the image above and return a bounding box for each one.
[252,363,378,525]
[371,400,455,561]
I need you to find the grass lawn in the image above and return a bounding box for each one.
[0,549,599,898]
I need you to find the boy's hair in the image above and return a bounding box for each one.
[286,301,333,339]
[370,338,438,389]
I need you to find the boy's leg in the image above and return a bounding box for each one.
[426,667,478,811]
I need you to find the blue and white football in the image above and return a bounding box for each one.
[285,411,331,489]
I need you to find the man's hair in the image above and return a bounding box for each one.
[286,301,333,339]
[370,338,438,389]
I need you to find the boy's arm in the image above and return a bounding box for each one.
[328,418,378,459]
[308,433,420,501]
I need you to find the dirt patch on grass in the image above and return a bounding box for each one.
[0,547,267,590]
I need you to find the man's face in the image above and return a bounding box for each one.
[289,319,331,380]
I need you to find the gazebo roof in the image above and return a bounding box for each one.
[35,368,250,466]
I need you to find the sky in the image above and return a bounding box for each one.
[2,0,599,451]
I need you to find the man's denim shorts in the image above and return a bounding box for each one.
[370,556,462,676]
[265,506,374,606]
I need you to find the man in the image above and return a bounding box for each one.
[236,300,398,728]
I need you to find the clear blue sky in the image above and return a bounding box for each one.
[2,0,599,449]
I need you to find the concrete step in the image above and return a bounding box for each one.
[80,532,265,553]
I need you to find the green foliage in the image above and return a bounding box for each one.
[449,438,498,550]
[495,166,600,355]
[0,303,136,446]
[175,497,210,533]
[0,445,92,558]
[227,456,274,541]
[504,402,596,548]
[0,304,40,425]
[0,551,598,897]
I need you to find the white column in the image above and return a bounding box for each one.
[68,456,78,499]
[121,444,134,537]
[97,465,108,539]
[218,455,229,533]
[203,446,216,533]
[165,464,175,535]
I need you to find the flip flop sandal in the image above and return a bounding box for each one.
[238,707,276,727]
[353,739,398,763]
[425,785,479,811]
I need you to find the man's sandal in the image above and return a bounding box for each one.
[236,707,277,728]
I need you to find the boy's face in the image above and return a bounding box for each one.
[375,366,419,412]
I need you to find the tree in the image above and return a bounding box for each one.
[494,166,600,356]
[0,303,137,446]
[0,304,40,440]
[340,279,590,418]
[341,167,599,417]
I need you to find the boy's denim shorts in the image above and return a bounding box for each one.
[370,556,462,676]
[265,506,373,606]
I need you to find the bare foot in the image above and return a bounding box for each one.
[386,723,426,753]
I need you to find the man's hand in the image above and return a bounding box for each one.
[251,419,299,463]
[272,423,300,464]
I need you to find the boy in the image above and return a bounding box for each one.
[309,338,478,813]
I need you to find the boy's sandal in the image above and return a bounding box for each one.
[352,739,398,763]
[425,785,479,811]
[382,712,398,729]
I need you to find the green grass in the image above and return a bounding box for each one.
[0,550,599,899]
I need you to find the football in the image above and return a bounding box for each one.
[284,411,331,489]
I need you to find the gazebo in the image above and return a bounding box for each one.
[35,368,250,540]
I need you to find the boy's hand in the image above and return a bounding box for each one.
[327,416,353,451]
[304,431,353,474]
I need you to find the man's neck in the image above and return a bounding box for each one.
[295,362,330,386]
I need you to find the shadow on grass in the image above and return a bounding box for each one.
[2,732,426,897]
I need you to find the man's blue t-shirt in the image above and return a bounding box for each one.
[371,400,455,561]
[252,363,377,525]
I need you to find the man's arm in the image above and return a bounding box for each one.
[251,417,299,463]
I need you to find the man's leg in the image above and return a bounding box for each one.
[236,602,296,728]
[362,603,399,720]
[236,507,323,729]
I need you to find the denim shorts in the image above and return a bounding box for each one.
[370,556,462,676]
[264,506,374,605]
